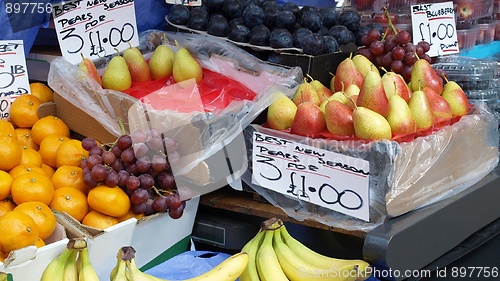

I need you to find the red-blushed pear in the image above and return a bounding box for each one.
[344,83,360,110]
[421,86,452,119]
[329,72,335,92]
[352,105,392,140]
[307,74,334,103]
[333,54,364,92]
[324,99,355,136]
[441,76,470,117]
[79,53,102,86]
[352,53,380,77]
[408,86,435,130]
[356,68,390,117]
[123,42,151,82]
[410,57,443,95]
[381,70,411,102]
[291,102,327,137]
[292,79,321,107]
[266,93,297,131]
[386,92,417,135]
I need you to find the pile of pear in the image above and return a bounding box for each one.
[267,53,470,141]
[79,39,203,92]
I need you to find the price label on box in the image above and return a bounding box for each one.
[411,1,459,57]
[0,40,30,120]
[251,132,370,222]
[52,0,139,65]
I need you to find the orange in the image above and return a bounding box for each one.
[30,115,70,145]
[87,185,130,218]
[10,94,41,128]
[0,137,22,171]
[82,210,119,230]
[36,237,46,248]
[0,171,13,200]
[15,128,39,150]
[0,119,16,138]
[0,210,39,255]
[49,187,88,222]
[0,198,16,217]
[41,163,56,179]
[117,208,144,223]
[20,145,43,167]
[11,173,54,206]
[0,250,5,262]
[14,201,56,241]
[30,82,54,103]
[55,139,88,168]
[51,166,88,194]
[38,135,70,168]
[9,164,46,179]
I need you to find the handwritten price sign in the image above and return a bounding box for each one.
[52,0,139,65]
[0,40,30,119]
[251,132,370,221]
[411,1,458,57]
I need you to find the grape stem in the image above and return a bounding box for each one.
[382,7,398,37]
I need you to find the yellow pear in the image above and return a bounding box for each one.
[172,44,203,83]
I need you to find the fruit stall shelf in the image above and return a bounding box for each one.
[199,166,500,281]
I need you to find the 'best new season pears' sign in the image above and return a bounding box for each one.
[52,0,139,65]
[251,132,370,221]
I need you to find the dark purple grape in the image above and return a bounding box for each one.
[146,135,163,152]
[417,41,431,53]
[162,137,178,152]
[421,53,432,64]
[121,147,136,163]
[131,202,147,214]
[82,166,90,176]
[381,52,393,69]
[111,159,125,172]
[135,156,151,174]
[80,158,88,170]
[126,175,140,191]
[151,154,169,172]
[143,198,156,216]
[415,45,424,58]
[111,145,123,159]
[384,37,397,53]
[402,65,413,83]
[138,174,155,190]
[369,40,384,56]
[167,151,181,165]
[133,143,149,159]
[91,164,107,182]
[166,193,182,210]
[367,29,380,43]
[356,47,374,62]
[391,46,405,60]
[105,170,119,187]
[82,138,97,151]
[86,154,102,170]
[396,30,411,45]
[101,150,116,165]
[152,196,169,212]
[403,52,417,66]
[126,163,138,175]
[156,172,176,190]
[89,145,104,156]
[131,129,148,143]
[117,170,130,187]
[168,202,185,219]
[391,60,404,74]
[117,134,133,150]
[403,42,416,54]
[361,34,370,47]
[131,188,148,205]
[83,172,99,188]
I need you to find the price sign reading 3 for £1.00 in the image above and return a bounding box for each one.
[52,0,139,65]
[251,132,370,222]
[411,1,458,57]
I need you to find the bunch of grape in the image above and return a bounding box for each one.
[80,128,186,219]
[357,28,432,83]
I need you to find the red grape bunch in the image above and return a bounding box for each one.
[356,10,432,83]
[80,129,186,219]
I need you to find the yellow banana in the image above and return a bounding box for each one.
[180,251,249,281]
[40,247,75,281]
[256,230,289,281]
[110,258,128,281]
[126,256,157,281]
[0,272,9,281]
[77,247,100,281]
[273,228,359,281]
[280,226,372,280]
[240,230,265,281]
[62,249,79,281]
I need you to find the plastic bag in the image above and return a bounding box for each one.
[240,102,499,232]
[48,30,302,184]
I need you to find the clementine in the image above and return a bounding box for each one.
[87,185,131,218]
[0,210,39,254]
[14,201,57,241]
[20,145,43,167]
[0,198,16,217]
[10,94,41,128]
[0,171,13,200]
[0,136,22,171]
[51,166,88,194]
[31,115,70,145]
[38,135,70,168]
[11,173,55,206]
[9,164,46,179]
[30,82,54,103]
[82,210,119,230]
[15,128,39,150]
[41,163,56,179]
[55,139,88,168]
[0,119,16,138]
[49,187,88,222]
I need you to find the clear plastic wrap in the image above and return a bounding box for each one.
[48,30,302,183]
[240,103,499,232]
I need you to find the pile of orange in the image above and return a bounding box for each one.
[0,83,134,259]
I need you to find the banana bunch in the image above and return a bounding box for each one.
[40,238,100,281]
[241,218,373,281]
[110,246,249,281]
